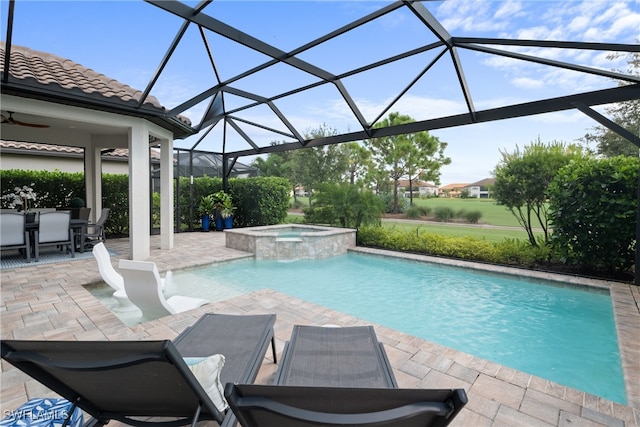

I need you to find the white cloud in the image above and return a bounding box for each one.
[494,1,524,20]
[511,77,544,89]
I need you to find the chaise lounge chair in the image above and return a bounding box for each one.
[92,242,172,310]
[118,259,208,319]
[92,242,131,308]
[225,325,467,427]
[1,313,277,427]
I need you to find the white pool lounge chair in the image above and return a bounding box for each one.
[119,259,208,319]
[92,242,173,310]
[92,243,130,308]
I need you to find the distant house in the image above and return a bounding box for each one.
[466,178,495,198]
[438,183,470,198]
[398,179,439,198]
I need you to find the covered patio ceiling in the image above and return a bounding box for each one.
[1,0,638,161]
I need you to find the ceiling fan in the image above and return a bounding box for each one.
[1,111,50,128]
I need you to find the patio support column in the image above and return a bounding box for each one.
[159,137,174,250]
[128,123,151,260]
[85,141,102,223]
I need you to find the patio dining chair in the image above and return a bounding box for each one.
[34,211,74,262]
[0,212,31,263]
[84,207,110,249]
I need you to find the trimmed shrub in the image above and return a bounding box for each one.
[229,177,290,227]
[463,210,482,224]
[357,225,550,267]
[434,206,455,222]
[2,170,290,236]
[548,156,638,275]
[404,205,424,219]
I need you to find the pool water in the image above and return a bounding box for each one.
[92,252,627,404]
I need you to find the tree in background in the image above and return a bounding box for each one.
[548,156,638,276]
[251,143,296,201]
[365,112,450,213]
[341,142,372,185]
[581,51,639,157]
[292,124,348,207]
[492,139,585,247]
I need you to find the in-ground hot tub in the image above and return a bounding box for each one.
[225,224,356,260]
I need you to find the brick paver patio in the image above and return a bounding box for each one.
[1,232,639,426]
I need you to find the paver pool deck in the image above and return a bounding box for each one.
[1,232,639,426]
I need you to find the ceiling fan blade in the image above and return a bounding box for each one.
[1,112,50,128]
[11,119,50,128]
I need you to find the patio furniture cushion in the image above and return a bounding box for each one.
[183,354,228,412]
[1,313,277,427]
[0,397,83,427]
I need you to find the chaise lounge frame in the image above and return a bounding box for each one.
[225,325,467,427]
[1,313,277,427]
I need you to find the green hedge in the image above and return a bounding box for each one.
[0,169,85,209]
[229,177,290,227]
[2,170,291,236]
[357,225,551,267]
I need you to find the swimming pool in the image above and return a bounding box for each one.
[88,252,626,404]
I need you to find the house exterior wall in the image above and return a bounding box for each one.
[467,185,492,198]
[0,152,128,174]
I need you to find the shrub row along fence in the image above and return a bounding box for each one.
[404,205,483,223]
[1,170,290,237]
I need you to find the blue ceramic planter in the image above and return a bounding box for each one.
[201,214,210,231]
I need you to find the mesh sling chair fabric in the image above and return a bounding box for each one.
[35,211,74,261]
[224,326,467,427]
[0,212,31,263]
[225,384,468,427]
[275,325,397,388]
[1,313,277,427]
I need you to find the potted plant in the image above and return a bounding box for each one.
[70,197,85,209]
[68,196,86,220]
[198,195,215,232]
[211,191,234,230]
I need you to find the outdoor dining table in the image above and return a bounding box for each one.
[25,218,89,254]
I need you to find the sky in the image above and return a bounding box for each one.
[1,0,638,185]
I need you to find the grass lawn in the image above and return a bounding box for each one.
[411,198,519,227]
[380,221,537,243]
[292,197,519,227]
[287,213,537,243]
[288,197,540,242]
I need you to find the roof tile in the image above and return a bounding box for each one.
[0,42,163,109]
[0,42,192,126]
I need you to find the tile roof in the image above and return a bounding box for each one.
[439,183,470,190]
[0,42,191,126]
[398,179,437,187]
[469,178,496,186]
[0,140,160,160]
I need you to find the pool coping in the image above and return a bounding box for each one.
[351,246,640,411]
